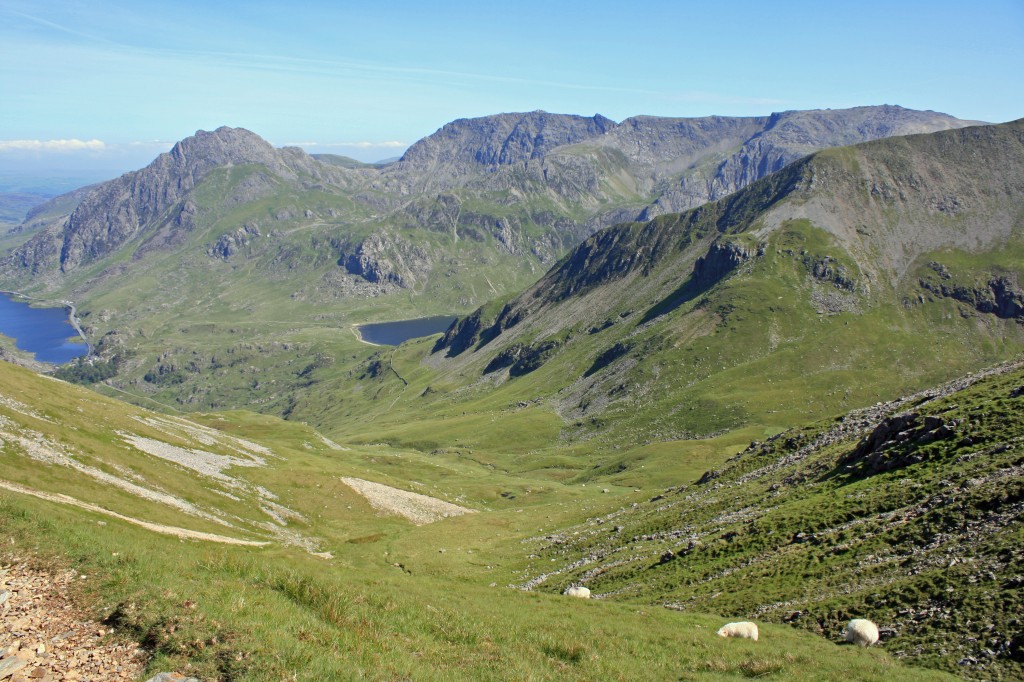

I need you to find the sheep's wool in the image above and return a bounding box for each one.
[717,621,759,641]
[844,619,880,647]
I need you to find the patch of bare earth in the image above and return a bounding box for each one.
[0,562,146,682]
[341,477,476,525]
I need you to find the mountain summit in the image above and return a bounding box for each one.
[9,127,346,275]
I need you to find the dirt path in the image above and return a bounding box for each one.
[0,562,146,681]
[0,480,269,547]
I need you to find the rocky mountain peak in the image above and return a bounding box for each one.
[13,126,338,274]
[165,126,283,172]
[399,111,617,171]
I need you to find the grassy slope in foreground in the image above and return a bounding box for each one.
[0,360,954,681]
[516,360,1024,679]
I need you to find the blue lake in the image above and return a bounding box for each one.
[357,315,457,346]
[0,292,88,364]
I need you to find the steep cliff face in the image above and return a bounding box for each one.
[638,105,982,220]
[340,231,432,288]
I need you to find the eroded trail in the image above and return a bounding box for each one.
[0,561,146,681]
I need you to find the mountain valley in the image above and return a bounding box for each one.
[1,108,1022,680]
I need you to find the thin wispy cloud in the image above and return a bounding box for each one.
[126,140,177,148]
[2,6,119,46]
[0,139,106,152]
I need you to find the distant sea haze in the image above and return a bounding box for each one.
[0,292,88,363]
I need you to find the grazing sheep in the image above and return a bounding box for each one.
[563,585,591,599]
[844,619,879,647]
[717,621,759,641]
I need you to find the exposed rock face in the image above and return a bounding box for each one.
[841,412,962,473]
[208,222,261,260]
[433,304,515,357]
[341,232,431,288]
[482,338,561,376]
[399,111,616,172]
[691,239,762,290]
[920,269,1024,320]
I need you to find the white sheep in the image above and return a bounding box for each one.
[844,618,879,647]
[563,585,591,599]
[717,621,759,641]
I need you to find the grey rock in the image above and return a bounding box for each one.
[208,222,261,260]
[400,111,615,172]
[341,232,430,288]
[0,655,29,679]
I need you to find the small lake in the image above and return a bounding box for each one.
[0,292,88,364]
[356,315,457,346]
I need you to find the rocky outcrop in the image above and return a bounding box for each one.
[691,239,762,289]
[841,412,963,474]
[208,222,261,260]
[481,339,561,377]
[920,266,1024,320]
[341,232,431,288]
[434,304,509,356]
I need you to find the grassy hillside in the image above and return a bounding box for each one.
[0,359,959,680]
[0,118,1020,680]
[515,360,1024,679]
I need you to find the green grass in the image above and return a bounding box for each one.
[0,358,961,680]
[0,492,956,681]
[2,121,1022,679]
[517,362,1024,679]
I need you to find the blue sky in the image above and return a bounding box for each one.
[1,0,1022,176]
